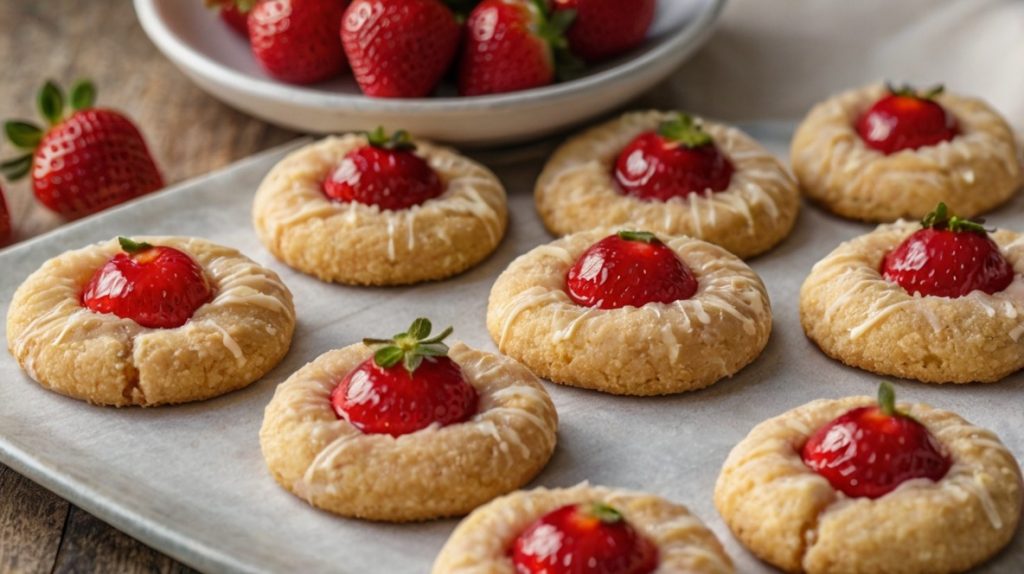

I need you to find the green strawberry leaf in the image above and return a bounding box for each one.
[4,121,44,150]
[38,81,65,126]
[118,236,154,254]
[0,154,32,181]
[364,317,454,374]
[70,80,97,111]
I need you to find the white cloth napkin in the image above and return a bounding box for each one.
[652,0,1024,132]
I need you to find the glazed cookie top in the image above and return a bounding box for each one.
[432,483,734,574]
[252,132,506,263]
[6,236,295,401]
[535,110,797,242]
[262,320,558,502]
[491,229,771,361]
[803,217,1024,343]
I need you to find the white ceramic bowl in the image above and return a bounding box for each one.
[134,0,725,146]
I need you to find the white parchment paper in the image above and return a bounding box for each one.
[0,128,1022,573]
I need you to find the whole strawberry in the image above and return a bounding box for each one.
[802,382,951,499]
[881,202,1014,298]
[342,0,460,98]
[614,113,734,201]
[1,80,164,220]
[566,231,698,309]
[82,237,212,329]
[856,84,958,155]
[331,318,478,437]
[0,184,11,245]
[459,0,577,96]
[553,0,655,62]
[511,502,659,574]
[248,0,347,84]
[322,128,444,210]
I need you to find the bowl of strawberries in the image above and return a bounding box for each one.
[134,0,725,146]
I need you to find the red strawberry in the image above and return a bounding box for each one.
[881,203,1014,298]
[511,502,659,574]
[802,382,951,499]
[331,318,478,437]
[342,0,460,98]
[1,81,164,220]
[459,0,577,97]
[614,113,734,201]
[855,84,958,155]
[322,128,444,210]
[553,0,655,62]
[566,231,698,309]
[248,0,347,84]
[0,184,11,245]
[81,237,212,329]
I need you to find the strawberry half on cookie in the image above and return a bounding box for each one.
[2,80,164,220]
[614,113,734,201]
[881,202,1014,298]
[566,231,698,309]
[342,0,461,98]
[81,237,212,329]
[511,502,659,574]
[855,84,959,155]
[459,0,578,96]
[802,382,952,499]
[553,0,655,62]
[322,127,444,210]
[247,0,348,84]
[331,318,478,437]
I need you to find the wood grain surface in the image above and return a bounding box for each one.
[0,1,297,572]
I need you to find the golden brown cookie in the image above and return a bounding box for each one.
[486,229,772,395]
[535,110,800,259]
[715,393,1023,574]
[252,134,508,286]
[433,483,734,574]
[259,338,558,522]
[6,236,296,406]
[791,83,1022,222]
[800,221,1024,383]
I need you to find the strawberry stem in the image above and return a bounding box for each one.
[658,113,713,148]
[586,502,623,524]
[877,382,896,417]
[617,230,658,244]
[364,317,453,374]
[118,237,153,254]
[921,202,988,234]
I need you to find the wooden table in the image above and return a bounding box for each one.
[0,1,297,571]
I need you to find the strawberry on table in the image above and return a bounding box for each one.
[1,80,164,220]
[802,382,952,499]
[566,231,698,309]
[81,237,212,329]
[614,113,734,201]
[855,84,959,155]
[331,318,478,437]
[342,0,461,98]
[248,0,348,84]
[322,127,444,210]
[553,0,655,62]
[459,0,577,96]
[511,502,659,574]
[881,202,1014,298]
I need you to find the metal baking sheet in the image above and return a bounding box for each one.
[1,126,1021,573]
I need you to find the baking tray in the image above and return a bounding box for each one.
[1,126,1021,573]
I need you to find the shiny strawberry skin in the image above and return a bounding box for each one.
[459,0,554,96]
[331,356,478,437]
[248,0,347,84]
[81,246,212,329]
[566,233,698,309]
[614,132,734,201]
[511,503,659,574]
[322,145,444,210]
[881,228,1014,298]
[342,0,461,98]
[855,94,958,155]
[802,405,951,499]
[0,185,11,245]
[31,109,164,220]
[553,0,655,62]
